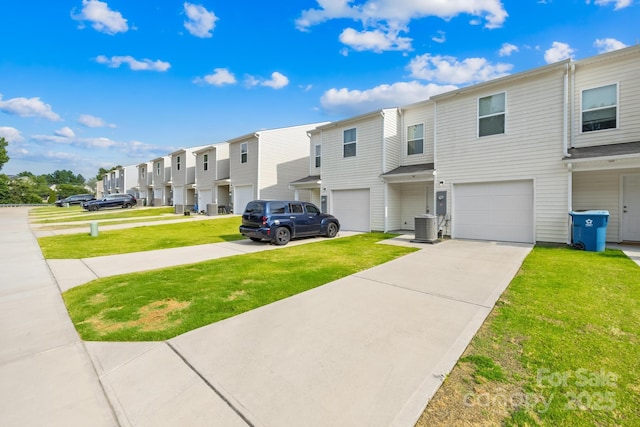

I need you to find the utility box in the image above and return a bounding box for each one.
[206,203,218,216]
[412,214,438,244]
[569,210,609,252]
[436,191,447,216]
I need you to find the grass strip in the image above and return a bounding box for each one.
[38,216,243,258]
[32,207,177,223]
[63,233,417,341]
[416,246,640,426]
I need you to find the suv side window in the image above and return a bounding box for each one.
[269,202,286,214]
[305,204,320,214]
[289,203,304,214]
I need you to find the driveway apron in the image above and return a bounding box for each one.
[169,239,532,427]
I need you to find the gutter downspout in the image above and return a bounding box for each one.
[381,110,388,232]
[563,63,570,158]
[255,133,261,200]
[565,62,574,244]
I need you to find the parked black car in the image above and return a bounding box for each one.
[55,194,96,207]
[239,200,340,245]
[82,193,137,211]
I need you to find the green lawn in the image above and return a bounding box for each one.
[62,233,417,341]
[31,206,177,223]
[38,216,243,258]
[416,246,640,426]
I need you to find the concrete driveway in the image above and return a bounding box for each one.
[84,238,532,427]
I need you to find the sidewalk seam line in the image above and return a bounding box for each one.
[165,342,256,427]
[354,274,493,309]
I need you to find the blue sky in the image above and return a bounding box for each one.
[0,0,636,178]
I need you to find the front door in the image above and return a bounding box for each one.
[622,174,640,242]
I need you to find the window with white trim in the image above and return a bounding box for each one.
[156,162,160,176]
[140,168,145,179]
[343,128,356,158]
[241,142,248,163]
[203,154,208,171]
[314,144,321,168]
[582,83,617,132]
[176,155,181,171]
[478,92,506,137]
[407,124,424,155]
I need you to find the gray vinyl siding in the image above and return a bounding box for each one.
[572,48,640,149]
[229,137,259,197]
[321,114,387,231]
[572,169,634,242]
[401,102,434,166]
[195,148,216,193]
[436,66,569,243]
[259,125,314,200]
[383,109,401,172]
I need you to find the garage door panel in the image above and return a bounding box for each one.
[234,185,253,214]
[332,189,370,232]
[454,181,533,243]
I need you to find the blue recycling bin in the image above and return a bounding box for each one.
[569,210,609,252]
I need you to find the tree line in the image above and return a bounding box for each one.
[0,137,111,204]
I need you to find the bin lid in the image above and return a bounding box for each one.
[415,214,436,218]
[569,210,609,216]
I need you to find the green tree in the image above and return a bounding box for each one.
[47,169,85,186]
[0,137,9,171]
[56,183,90,199]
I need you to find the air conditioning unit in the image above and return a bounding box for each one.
[412,214,438,243]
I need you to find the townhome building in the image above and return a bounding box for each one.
[228,122,328,213]
[169,146,207,213]
[307,104,435,232]
[115,165,138,196]
[193,143,230,215]
[135,161,153,206]
[313,45,639,245]
[151,156,172,206]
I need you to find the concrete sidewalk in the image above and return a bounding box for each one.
[0,208,117,427]
[3,207,536,426]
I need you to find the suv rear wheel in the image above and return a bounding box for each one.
[273,227,291,246]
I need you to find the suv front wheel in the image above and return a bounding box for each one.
[273,227,291,246]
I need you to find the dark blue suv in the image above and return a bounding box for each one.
[239,200,340,245]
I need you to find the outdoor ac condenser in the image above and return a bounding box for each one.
[413,214,438,243]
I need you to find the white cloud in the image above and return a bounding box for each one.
[96,55,171,72]
[499,43,519,57]
[544,41,575,63]
[55,127,76,138]
[432,30,446,44]
[261,72,290,89]
[183,3,218,38]
[296,0,508,52]
[193,68,237,86]
[593,0,633,10]
[320,81,457,116]
[594,38,628,53]
[0,126,25,143]
[71,0,128,35]
[0,94,62,121]
[78,114,115,128]
[339,27,412,52]
[245,72,290,89]
[407,54,513,85]
[32,134,118,149]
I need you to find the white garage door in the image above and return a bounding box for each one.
[453,180,534,243]
[173,186,184,206]
[332,189,370,232]
[233,185,254,214]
